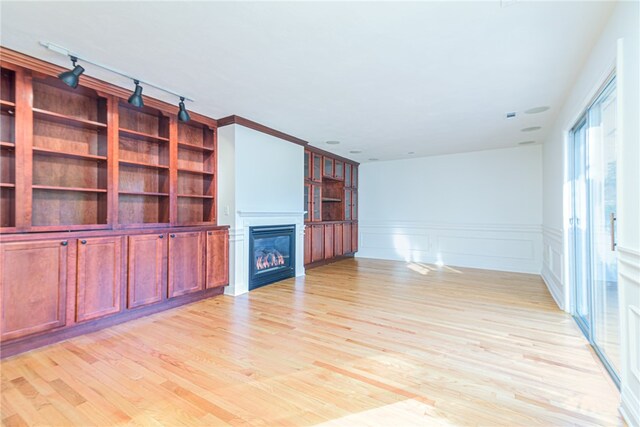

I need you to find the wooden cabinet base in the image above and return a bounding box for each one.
[1,286,224,359]
[304,253,355,270]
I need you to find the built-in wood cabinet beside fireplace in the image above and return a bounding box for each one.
[303,147,358,267]
[0,50,229,357]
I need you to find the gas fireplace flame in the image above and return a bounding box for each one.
[256,250,286,270]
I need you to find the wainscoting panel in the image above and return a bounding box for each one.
[357,221,542,274]
[541,226,565,310]
[618,246,640,427]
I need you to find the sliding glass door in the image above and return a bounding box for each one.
[570,77,619,385]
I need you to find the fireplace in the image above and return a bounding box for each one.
[249,225,296,290]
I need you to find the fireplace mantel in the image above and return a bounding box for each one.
[237,210,307,218]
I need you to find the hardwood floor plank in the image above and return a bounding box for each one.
[1,258,622,426]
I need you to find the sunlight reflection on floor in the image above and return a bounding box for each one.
[315,399,457,427]
[406,262,464,275]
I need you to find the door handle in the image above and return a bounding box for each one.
[610,212,617,251]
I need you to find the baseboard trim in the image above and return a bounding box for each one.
[305,253,355,270]
[621,385,640,427]
[541,264,565,310]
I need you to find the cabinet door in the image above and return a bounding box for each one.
[345,163,352,188]
[304,225,312,265]
[324,224,334,259]
[323,157,334,177]
[353,165,358,188]
[334,160,344,180]
[77,236,123,322]
[127,234,165,309]
[312,185,322,221]
[334,223,343,256]
[343,222,352,254]
[311,225,324,263]
[352,191,358,220]
[352,223,358,253]
[168,231,204,297]
[304,184,311,221]
[312,153,322,182]
[344,189,352,221]
[1,240,67,341]
[304,150,311,180]
[206,229,229,289]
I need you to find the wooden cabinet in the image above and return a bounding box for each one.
[312,153,322,182]
[311,224,324,263]
[352,191,358,220]
[352,165,358,188]
[76,236,123,322]
[344,189,352,221]
[345,163,352,188]
[205,229,228,289]
[311,185,322,221]
[127,233,165,309]
[304,150,311,180]
[324,224,334,259]
[0,240,67,341]
[304,226,312,265]
[334,160,344,180]
[323,157,334,178]
[334,223,344,256]
[352,223,358,253]
[168,231,204,297]
[343,222,352,254]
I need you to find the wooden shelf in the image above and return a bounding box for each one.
[178,142,214,153]
[33,185,107,193]
[0,99,15,109]
[177,194,214,199]
[119,191,169,197]
[33,147,107,162]
[119,159,169,170]
[0,183,15,188]
[177,168,214,176]
[119,128,169,143]
[0,142,15,149]
[322,198,342,203]
[32,108,107,130]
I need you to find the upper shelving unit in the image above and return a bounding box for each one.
[0,57,219,233]
[0,67,16,230]
[176,120,215,225]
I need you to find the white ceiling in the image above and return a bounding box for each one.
[1,1,614,162]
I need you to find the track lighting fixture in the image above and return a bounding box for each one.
[178,97,190,122]
[58,56,85,89]
[128,80,144,108]
[42,42,194,115]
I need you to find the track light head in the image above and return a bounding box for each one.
[128,80,144,108]
[58,56,85,89]
[178,97,190,122]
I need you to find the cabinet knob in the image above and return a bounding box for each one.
[170,234,176,238]
[207,231,213,235]
[159,234,164,239]
[61,241,68,246]
[80,240,87,245]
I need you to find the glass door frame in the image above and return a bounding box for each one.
[568,75,620,388]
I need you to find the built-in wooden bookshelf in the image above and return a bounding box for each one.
[0,54,219,233]
[176,120,215,225]
[303,147,359,266]
[0,67,16,230]
[118,103,170,227]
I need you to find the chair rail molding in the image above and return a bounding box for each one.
[357,220,543,274]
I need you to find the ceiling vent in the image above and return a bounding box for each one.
[506,112,516,119]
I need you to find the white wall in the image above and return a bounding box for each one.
[357,145,543,273]
[541,2,639,425]
[217,124,305,296]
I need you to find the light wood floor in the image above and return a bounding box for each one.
[1,258,622,426]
